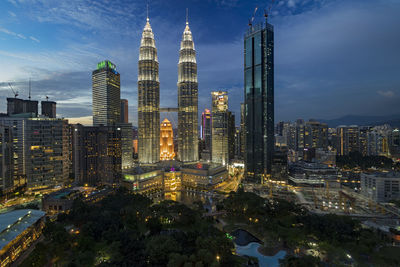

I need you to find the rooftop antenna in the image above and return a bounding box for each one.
[146,2,149,21]
[248,6,258,27]
[186,8,188,25]
[28,78,31,100]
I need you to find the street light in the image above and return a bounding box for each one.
[216,255,220,262]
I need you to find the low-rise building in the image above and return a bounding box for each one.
[0,209,46,266]
[122,162,228,195]
[181,163,227,189]
[42,189,80,214]
[361,172,400,202]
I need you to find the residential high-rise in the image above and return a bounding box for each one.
[160,118,175,161]
[244,18,274,182]
[41,100,56,118]
[359,126,371,156]
[201,109,212,152]
[7,98,38,116]
[138,17,160,164]
[337,125,360,156]
[211,91,228,165]
[120,99,129,123]
[305,120,328,150]
[0,125,13,193]
[92,60,121,126]
[0,116,69,189]
[178,18,198,163]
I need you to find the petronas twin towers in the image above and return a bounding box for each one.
[138,15,198,164]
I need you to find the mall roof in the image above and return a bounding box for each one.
[0,209,45,250]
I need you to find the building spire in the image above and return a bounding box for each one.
[146,3,149,22]
[186,8,188,25]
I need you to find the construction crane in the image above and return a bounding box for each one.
[248,6,258,26]
[28,78,31,100]
[8,83,18,98]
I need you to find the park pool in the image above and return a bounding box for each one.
[235,242,286,267]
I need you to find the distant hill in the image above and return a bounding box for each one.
[318,114,400,128]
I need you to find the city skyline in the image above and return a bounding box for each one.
[0,0,399,127]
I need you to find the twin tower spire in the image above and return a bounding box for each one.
[138,12,198,164]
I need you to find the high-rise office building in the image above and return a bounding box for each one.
[178,18,198,163]
[119,123,133,169]
[240,103,245,159]
[244,18,274,182]
[227,110,236,161]
[211,91,228,165]
[138,17,160,164]
[201,109,212,152]
[160,118,175,161]
[120,99,129,123]
[73,124,121,185]
[41,101,56,118]
[92,60,121,126]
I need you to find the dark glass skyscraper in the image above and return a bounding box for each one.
[178,19,198,163]
[244,19,274,182]
[201,109,212,152]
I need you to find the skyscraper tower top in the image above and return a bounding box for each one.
[179,16,196,66]
[139,17,158,64]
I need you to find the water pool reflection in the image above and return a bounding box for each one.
[235,242,286,267]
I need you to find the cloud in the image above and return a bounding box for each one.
[273,0,400,120]
[29,36,40,43]
[7,0,17,6]
[66,116,93,126]
[377,90,395,98]
[1,0,400,125]
[22,0,141,37]
[0,27,26,39]
[8,11,16,17]
[287,0,297,8]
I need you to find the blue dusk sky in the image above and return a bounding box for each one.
[0,0,399,126]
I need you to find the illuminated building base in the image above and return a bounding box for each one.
[122,161,228,198]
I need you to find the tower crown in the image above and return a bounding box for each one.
[139,17,158,63]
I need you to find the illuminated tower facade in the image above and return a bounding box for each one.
[92,60,120,126]
[160,118,175,160]
[211,91,228,165]
[138,17,160,164]
[178,19,198,163]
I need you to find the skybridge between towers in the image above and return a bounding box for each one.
[160,107,178,113]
